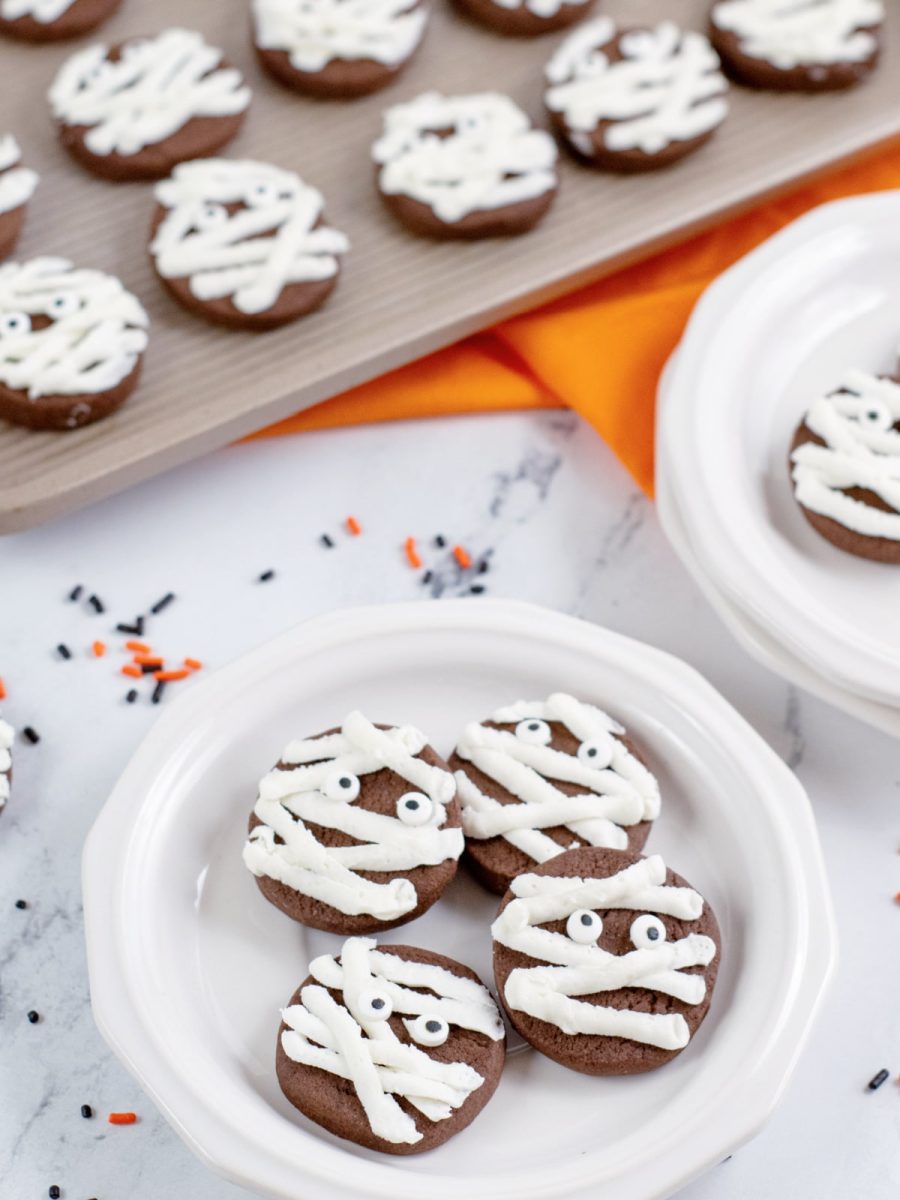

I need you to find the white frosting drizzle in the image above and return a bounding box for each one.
[253,0,427,72]
[0,256,149,401]
[281,936,504,1143]
[0,715,12,811]
[243,712,463,920]
[454,694,660,864]
[150,159,349,316]
[1,0,77,21]
[791,370,900,541]
[372,91,558,225]
[492,855,717,1050]
[48,28,252,158]
[0,136,38,218]
[545,19,729,157]
[711,0,883,68]
[488,0,590,19]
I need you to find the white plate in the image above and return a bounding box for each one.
[82,599,836,1200]
[659,191,900,706]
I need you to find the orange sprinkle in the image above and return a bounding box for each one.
[184,658,203,671]
[153,669,190,683]
[452,545,472,570]
[133,654,163,667]
[346,515,362,536]
[0,678,6,700]
[121,666,142,679]
[108,1112,137,1126]
[895,892,900,905]
[92,641,106,658]
[125,640,151,654]
[404,537,422,570]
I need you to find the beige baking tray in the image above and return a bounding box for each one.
[1,0,898,532]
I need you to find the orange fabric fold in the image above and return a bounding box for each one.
[251,146,900,496]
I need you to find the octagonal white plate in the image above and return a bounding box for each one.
[659,191,900,707]
[82,599,836,1200]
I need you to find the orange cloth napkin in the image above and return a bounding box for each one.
[250,148,900,497]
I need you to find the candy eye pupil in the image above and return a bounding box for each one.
[425,1019,441,1032]
[371,998,385,1010]
[339,777,351,788]
[647,926,659,941]
[580,913,592,926]
[405,798,419,809]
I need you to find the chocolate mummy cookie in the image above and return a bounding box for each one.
[545,19,729,172]
[454,0,593,38]
[372,91,558,239]
[243,712,464,933]
[277,936,506,1153]
[710,0,883,91]
[149,159,349,330]
[0,137,39,261]
[252,0,429,98]
[492,848,720,1075]
[0,256,148,431]
[0,714,12,816]
[0,0,120,42]
[48,28,252,182]
[790,369,900,563]
[450,694,660,895]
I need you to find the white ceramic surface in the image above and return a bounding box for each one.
[658,191,900,707]
[82,598,835,1200]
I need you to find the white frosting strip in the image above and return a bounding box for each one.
[1,0,76,20]
[253,0,427,71]
[243,712,461,919]
[791,370,900,540]
[0,256,149,401]
[711,0,883,69]
[48,28,252,158]
[492,856,716,1048]
[490,0,590,18]
[372,91,558,225]
[0,715,12,809]
[545,19,729,156]
[0,136,38,218]
[280,937,502,1143]
[151,159,348,316]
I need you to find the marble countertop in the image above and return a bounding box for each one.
[1,410,897,1200]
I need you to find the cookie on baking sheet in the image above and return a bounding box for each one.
[790,368,900,564]
[492,847,720,1075]
[48,27,252,182]
[0,714,12,816]
[0,137,39,261]
[243,712,464,934]
[0,256,148,431]
[709,0,883,91]
[149,159,349,331]
[277,937,506,1153]
[450,693,660,896]
[372,91,558,239]
[544,18,729,172]
[252,0,429,98]
[453,0,593,38]
[0,0,120,41]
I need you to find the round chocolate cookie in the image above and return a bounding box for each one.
[450,693,660,896]
[0,714,12,816]
[709,0,883,91]
[48,27,252,182]
[492,847,720,1075]
[149,158,349,331]
[243,712,464,934]
[0,0,120,42]
[0,256,148,431]
[544,18,729,172]
[277,937,506,1153]
[372,91,558,239]
[0,136,39,261]
[453,0,593,38]
[252,0,429,98]
[790,368,900,564]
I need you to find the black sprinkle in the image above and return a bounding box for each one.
[68,585,83,602]
[125,689,138,704]
[320,533,335,549]
[49,1187,60,1199]
[258,569,276,582]
[81,1104,93,1119]
[27,1010,39,1024]
[56,644,72,660]
[88,594,105,614]
[152,681,166,705]
[434,534,446,548]
[140,663,159,675]
[23,726,40,744]
[15,899,27,910]
[477,559,490,575]
[150,593,175,615]
[868,1068,890,1091]
[421,570,433,585]
[116,622,141,635]
[469,584,486,595]
[135,614,145,635]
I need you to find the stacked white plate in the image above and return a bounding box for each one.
[657,191,900,738]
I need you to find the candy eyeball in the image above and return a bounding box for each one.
[323,771,361,802]
[358,989,393,1022]
[0,312,31,337]
[515,719,552,746]
[47,292,82,319]
[566,908,602,944]
[406,1014,449,1047]
[577,734,614,770]
[195,202,228,230]
[630,913,667,949]
[246,181,279,207]
[860,400,893,432]
[396,792,434,826]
